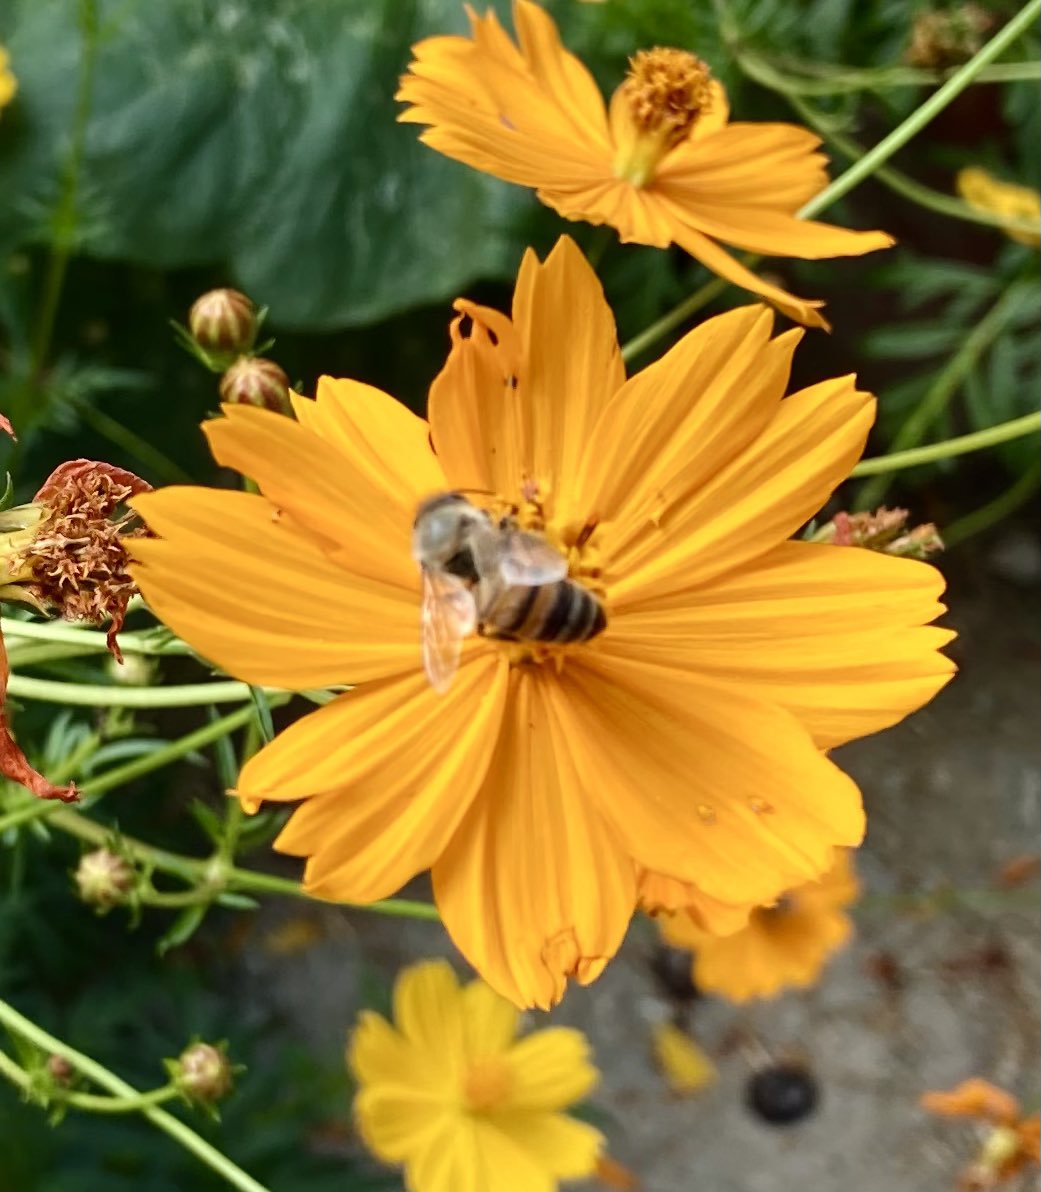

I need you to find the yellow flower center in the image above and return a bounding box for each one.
[462,1057,513,1113]
[613,48,713,188]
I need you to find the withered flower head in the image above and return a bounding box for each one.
[0,459,152,655]
[814,507,944,559]
[0,451,151,803]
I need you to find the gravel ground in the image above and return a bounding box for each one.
[237,545,1041,1191]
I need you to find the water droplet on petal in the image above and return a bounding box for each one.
[749,798,774,815]
[696,804,716,824]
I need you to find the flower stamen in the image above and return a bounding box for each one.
[462,1058,513,1113]
[613,48,713,187]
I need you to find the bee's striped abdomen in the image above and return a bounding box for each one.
[483,580,605,644]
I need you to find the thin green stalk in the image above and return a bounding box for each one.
[620,276,729,362]
[799,0,1041,220]
[5,674,281,708]
[943,459,1041,546]
[783,89,1039,237]
[0,702,278,837]
[4,643,105,668]
[50,806,443,921]
[0,998,270,1192]
[857,283,1028,507]
[76,401,194,485]
[59,1086,181,1114]
[28,0,99,383]
[851,411,1041,476]
[738,49,1041,96]
[1,619,194,655]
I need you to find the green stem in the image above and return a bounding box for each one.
[856,283,1028,507]
[942,459,1041,546]
[799,0,1041,220]
[5,675,282,708]
[61,1085,181,1114]
[0,999,270,1192]
[28,0,99,383]
[737,57,1041,95]
[50,807,443,921]
[851,411,1041,477]
[1,619,194,655]
[0,702,280,837]
[620,276,730,362]
[75,401,194,485]
[781,89,1039,237]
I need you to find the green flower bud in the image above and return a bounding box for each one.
[188,289,257,356]
[171,1042,234,1105]
[74,848,134,911]
[219,356,292,415]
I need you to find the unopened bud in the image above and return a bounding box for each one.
[105,652,156,687]
[811,507,944,558]
[45,1054,75,1087]
[219,357,291,415]
[906,6,992,67]
[74,848,134,911]
[172,1042,234,1104]
[188,289,257,357]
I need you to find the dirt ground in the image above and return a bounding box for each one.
[237,536,1041,1192]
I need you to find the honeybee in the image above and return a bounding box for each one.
[412,491,606,692]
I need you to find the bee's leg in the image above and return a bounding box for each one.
[574,516,600,550]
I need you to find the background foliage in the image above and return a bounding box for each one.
[0,0,1037,1187]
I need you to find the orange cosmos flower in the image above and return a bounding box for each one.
[128,236,954,1009]
[922,1079,1040,1188]
[396,1,894,329]
[657,850,858,1002]
[348,959,603,1192]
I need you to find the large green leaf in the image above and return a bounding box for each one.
[0,0,533,330]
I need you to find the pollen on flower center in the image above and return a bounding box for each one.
[613,48,713,187]
[462,1057,513,1113]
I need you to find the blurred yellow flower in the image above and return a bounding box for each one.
[651,1022,717,1095]
[397,1,893,328]
[957,167,1041,247]
[129,236,953,1010]
[658,851,859,1002]
[347,960,603,1192]
[0,47,15,114]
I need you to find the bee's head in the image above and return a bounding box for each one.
[412,492,486,566]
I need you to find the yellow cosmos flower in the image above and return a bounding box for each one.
[128,236,954,1010]
[0,47,15,114]
[956,167,1041,247]
[396,1,894,329]
[347,960,603,1192]
[658,850,859,1002]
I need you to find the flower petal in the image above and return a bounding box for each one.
[555,654,865,905]
[129,488,418,688]
[578,305,798,535]
[348,1009,448,1094]
[244,657,508,903]
[610,377,876,607]
[433,668,637,1009]
[354,1087,454,1165]
[461,979,520,1061]
[638,869,752,936]
[204,399,433,590]
[393,959,465,1065]
[489,1111,603,1180]
[511,236,625,520]
[505,1028,600,1111]
[607,541,955,747]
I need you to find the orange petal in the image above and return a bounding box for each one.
[237,657,507,903]
[610,376,876,607]
[205,397,435,591]
[920,1078,1021,1125]
[512,236,625,521]
[638,869,752,936]
[433,668,637,1009]
[606,540,955,748]
[578,305,797,534]
[555,654,864,905]
[130,487,419,688]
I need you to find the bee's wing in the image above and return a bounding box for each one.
[420,569,477,693]
[498,529,569,586]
